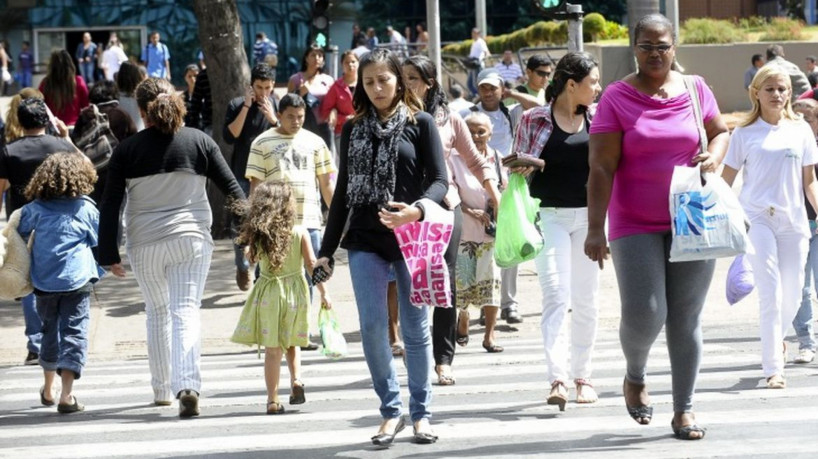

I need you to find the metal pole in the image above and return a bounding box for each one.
[666,0,679,41]
[427,0,442,84]
[327,44,339,78]
[475,0,487,36]
[566,3,584,53]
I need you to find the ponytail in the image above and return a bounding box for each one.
[135,78,186,134]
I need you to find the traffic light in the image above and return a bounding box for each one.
[311,0,330,47]
[533,0,565,14]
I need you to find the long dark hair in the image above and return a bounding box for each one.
[403,54,449,124]
[352,48,423,123]
[545,52,598,115]
[117,61,143,96]
[42,49,77,113]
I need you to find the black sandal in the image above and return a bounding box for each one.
[482,341,504,353]
[672,420,706,440]
[623,378,652,425]
[266,401,285,415]
[289,380,305,405]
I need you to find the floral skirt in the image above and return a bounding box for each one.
[455,240,500,310]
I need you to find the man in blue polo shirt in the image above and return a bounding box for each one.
[140,31,171,80]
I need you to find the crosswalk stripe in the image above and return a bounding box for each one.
[2,408,817,457]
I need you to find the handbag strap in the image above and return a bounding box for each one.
[683,75,708,156]
[491,147,504,189]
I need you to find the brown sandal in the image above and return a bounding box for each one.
[575,378,598,403]
[289,380,306,405]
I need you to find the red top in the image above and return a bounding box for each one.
[39,75,90,126]
[319,77,356,135]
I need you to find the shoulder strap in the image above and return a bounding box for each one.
[683,75,708,156]
[492,147,503,188]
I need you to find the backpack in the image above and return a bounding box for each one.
[74,104,118,171]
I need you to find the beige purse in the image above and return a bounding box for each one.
[0,209,34,299]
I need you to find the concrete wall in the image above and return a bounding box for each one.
[587,42,818,113]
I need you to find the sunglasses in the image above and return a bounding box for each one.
[534,69,552,78]
[636,43,673,54]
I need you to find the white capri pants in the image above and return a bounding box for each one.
[128,236,213,402]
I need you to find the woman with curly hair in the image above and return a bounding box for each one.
[98,77,245,418]
[402,54,502,385]
[39,49,89,126]
[17,152,104,413]
[230,181,330,414]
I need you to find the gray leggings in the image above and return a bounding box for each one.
[610,232,715,413]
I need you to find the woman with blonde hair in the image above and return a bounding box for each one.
[4,88,45,144]
[722,65,818,389]
[98,78,245,418]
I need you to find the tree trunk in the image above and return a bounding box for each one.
[627,0,661,44]
[193,0,250,238]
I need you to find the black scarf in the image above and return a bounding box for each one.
[346,104,408,208]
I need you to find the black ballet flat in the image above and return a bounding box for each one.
[371,416,405,446]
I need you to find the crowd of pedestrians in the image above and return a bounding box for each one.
[2,12,818,448]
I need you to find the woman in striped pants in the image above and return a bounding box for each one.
[98,78,245,418]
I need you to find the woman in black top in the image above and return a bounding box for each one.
[315,48,447,445]
[98,78,244,418]
[514,52,602,411]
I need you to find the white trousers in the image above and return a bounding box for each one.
[534,208,599,383]
[746,213,808,377]
[128,236,213,401]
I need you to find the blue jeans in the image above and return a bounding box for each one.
[348,249,433,422]
[22,293,42,354]
[79,62,95,84]
[233,177,251,272]
[36,290,91,378]
[794,232,818,351]
[17,70,32,89]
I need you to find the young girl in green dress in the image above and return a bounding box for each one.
[231,181,331,414]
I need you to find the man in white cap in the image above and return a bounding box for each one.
[459,68,524,324]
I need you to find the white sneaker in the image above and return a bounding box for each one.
[794,348,815,364]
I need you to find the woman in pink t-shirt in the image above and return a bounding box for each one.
[39,49,89,126]
[584,14,729,440]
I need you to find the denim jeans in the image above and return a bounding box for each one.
[348,249,433,422]
[79,62,95,84]
[233,177,251,273]
[36,290,90,378]
[793,231,818,351]
[22,293,42,354]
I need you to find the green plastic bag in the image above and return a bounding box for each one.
[318,307,348,359]
[494,173,544,268]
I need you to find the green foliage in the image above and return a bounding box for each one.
[759,17,805,41]
[442,20,566,56]
[736,16,768,31]
[599,20,629,40]
[583,12,606,41]
[681,18,748,44]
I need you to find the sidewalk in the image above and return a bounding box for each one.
[0,236,761,366]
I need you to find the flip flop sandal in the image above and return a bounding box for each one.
[455,333,469,347]
[40,387,55,407]
[57,396,85,414]
[482,341,504,353]
[266,401,285,415]
[391,344,404,357]
[289,380,306,405]
[672,421,706,440]
[624,378,652,424]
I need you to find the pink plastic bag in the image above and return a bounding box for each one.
[393,199,454,308]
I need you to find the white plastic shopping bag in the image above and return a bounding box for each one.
[669,164,749,262]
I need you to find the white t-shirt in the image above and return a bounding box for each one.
[469,38,489,61]
[102,46,128,81]
[724,117,818,236]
